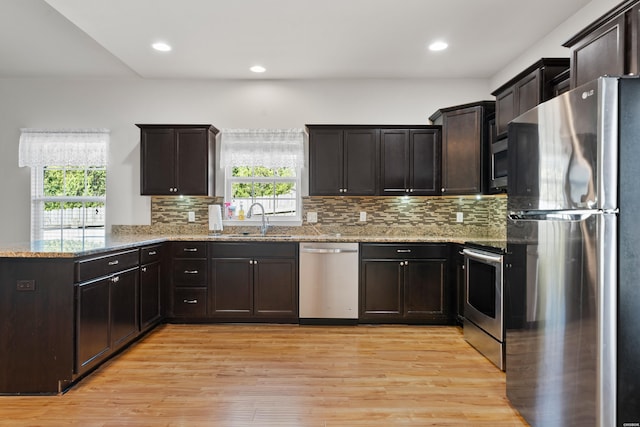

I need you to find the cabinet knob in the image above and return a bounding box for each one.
[441,188,446,192]
[141,267,147,272]
[111,276,120,283]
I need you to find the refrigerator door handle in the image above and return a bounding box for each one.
[508,209,603,222]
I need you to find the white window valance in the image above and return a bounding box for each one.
[18,128,109,167]
[219,128,305,169]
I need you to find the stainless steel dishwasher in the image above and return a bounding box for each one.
[299,242,359,324]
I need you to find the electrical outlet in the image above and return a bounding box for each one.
[307,212,318,223]
[16,280,35,291]
[456,212,464,223]
[359,211,367,222]
[188,211,196,222]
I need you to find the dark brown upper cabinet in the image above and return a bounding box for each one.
[307,125,379,196]
[491,58,570,139]
[429,102,495,195]
[563,0,640,89]
[137,124,219,196]
[379,127,441,196]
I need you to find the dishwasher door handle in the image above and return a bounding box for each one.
[301,247,358,254]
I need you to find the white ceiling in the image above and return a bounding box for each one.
[1,0,592,80]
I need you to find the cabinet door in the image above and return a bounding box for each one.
[380,129,409,195]
[344,129,378,195]
[253,258,298,319]
[404,259,448,323]
[140,127,176,195]
[210,258,253,317]
[175,128,209,195]
[409,129,440,195]
[76,278,110,373]
[360,260,402,321]
[441,107,483,194]
[495,87,515,138]
[309,129,343,195]
[571,14,625,88]
[515,69,540,117]
[140,261,161,330]
[110,268,139,349]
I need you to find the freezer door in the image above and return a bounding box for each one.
[505,212,616,427]
[507,78,619,212]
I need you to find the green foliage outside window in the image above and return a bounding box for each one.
[43,167,106,210]
[231,166,295,198]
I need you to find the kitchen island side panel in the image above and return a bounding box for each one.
[0,258,75,394]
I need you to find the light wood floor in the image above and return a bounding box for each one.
[1,324,528,426]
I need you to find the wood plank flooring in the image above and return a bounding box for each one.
[0,324,528,426]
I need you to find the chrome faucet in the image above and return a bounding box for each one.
[247,202,269,236]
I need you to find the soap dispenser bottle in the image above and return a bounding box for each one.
[238,203,245,220]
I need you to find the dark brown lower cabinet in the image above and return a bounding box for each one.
[209,242,298,322]
[75,266,138,375]
[139,244,163,331]
[359,243,451,324]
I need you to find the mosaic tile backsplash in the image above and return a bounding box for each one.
[113,194,507,240]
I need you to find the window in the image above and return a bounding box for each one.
[224,165,299,221]
[19,129,109,241]
[220,129,305,225]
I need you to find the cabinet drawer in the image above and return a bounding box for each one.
[173,288,207,317]
[173,259,207,285]
[140,244,163,264]
[210,242,297,258]
[172,241,207,258]
[75,249,139,282]
[360,243,448,260]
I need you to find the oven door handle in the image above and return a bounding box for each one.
[463,248,503,263]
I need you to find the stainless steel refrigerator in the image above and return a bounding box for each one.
[505,76,640,427]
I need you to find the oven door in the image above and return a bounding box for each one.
[463,248,504,341]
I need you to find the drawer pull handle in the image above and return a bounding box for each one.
[148,251,157,256]
[183,248,198,252]
[183,299,198,304]
[108,260,119,266]
[184,270,199,274]
[396,249,411,253]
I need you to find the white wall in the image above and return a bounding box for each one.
[0,77,491,243]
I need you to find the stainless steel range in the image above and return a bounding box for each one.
[463,242,505,370]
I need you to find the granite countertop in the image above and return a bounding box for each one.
[0,232,501,258]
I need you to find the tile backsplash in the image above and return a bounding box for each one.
[113,194,506,240]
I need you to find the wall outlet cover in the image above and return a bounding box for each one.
[456,212,464,223]
[307,212,318,223]
[188,211,196,222]
[359,211,367,222]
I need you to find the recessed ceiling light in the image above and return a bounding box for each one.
[250,65,266,73]
[152,42,172,52]
[428,41,448,52]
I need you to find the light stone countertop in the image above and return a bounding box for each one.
[0,232,504,258]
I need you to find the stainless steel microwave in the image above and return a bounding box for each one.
[490,138,507,192]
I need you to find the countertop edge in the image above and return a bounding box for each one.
[0,234,502,258]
